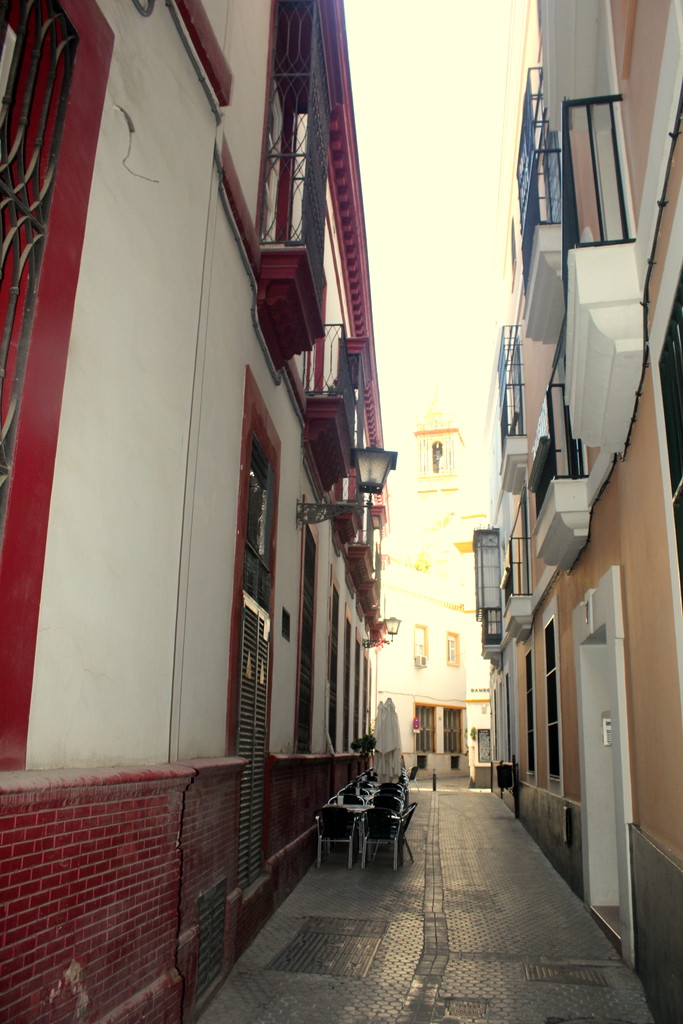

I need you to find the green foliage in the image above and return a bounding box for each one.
[412,551,432,573]
[350,733,376,755]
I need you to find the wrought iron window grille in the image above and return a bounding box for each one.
[517,68,562,291]
[260,0,330,304]
[0,2,76,536]
[501,494,531,603]
[529,383,586,516]
[498,326,525,443]
[303,323,356,447]
[562,94,634,293]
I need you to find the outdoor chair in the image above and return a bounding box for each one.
[316,806,357,869]
[372,792,403,812]
[378,783,404,794]
[408,765,419,782]
[361,807,404,869]
[400,802,417,863]
[340,792,366,806]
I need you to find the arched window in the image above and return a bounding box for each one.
[432,441,443,473]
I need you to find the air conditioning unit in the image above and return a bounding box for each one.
[414,656,428,668]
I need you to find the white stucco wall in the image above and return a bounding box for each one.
[28,5,222,768]
[26,0,374,770]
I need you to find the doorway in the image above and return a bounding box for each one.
[574,566,634,964]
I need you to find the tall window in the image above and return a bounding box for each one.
[353,635,361,740]
[545,618,560,779]
[238,437,276,888]
[343,617,351,750]
[526,649,536,772]
[328,585,339,746]
[361,654,369,736]
[432,441,443,472]
[447,632,460,666]
[414,625,428,658]
[659,272,683,591]
[244,438,274,610]
[415,705,435,752]
[296,528,316,752]
[443,708,461,753]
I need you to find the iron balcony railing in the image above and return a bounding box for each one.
[502,535,532,604]
[260,0,329,303]
[473,528,503,646]
[517,68,562,292]
[303,324,356,447]
[562,95,633,290]
[498,326,525,446]
[529,382,586,516]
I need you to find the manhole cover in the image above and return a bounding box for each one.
[268,918,388,977]
[525,962,607,986]
[444,996,489,1018]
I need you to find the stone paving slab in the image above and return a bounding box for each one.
[199,779,654,1024]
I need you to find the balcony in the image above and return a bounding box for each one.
[517,69,563,345]
[302,325,356,491]
[530,383,590,570]
[474,528,504,658]
[347,518,376,593]
[502,535,533,643]
[498,326,527,494]
[256,0,328,369]
[562,96,640,452]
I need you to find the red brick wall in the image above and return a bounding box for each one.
[0,766,192,1024]
[0,754,369,1024]
[176,758,245,1021]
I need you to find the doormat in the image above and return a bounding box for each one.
[268,917,389,977]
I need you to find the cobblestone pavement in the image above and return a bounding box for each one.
[199,774,654,1024]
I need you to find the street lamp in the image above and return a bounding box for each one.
[362,615,401,648]
[384,616,401,641]
[296,446,397,525]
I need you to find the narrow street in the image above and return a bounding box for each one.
[199,774,653,1024]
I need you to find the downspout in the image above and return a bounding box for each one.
[623,74,683,454]
[165,0,222,126]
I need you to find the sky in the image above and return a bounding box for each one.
[343,1,514,517]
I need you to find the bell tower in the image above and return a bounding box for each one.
[415,391,463,502]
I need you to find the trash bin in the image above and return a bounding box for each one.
[496,762,513,790]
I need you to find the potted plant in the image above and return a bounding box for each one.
[351,733,376,756]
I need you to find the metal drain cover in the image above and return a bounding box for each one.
[525,962,607,986]
[444,996,489,1018]
[268,918,388,977]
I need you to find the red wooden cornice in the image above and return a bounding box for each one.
[320,0,383,450]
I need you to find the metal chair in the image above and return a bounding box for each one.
[316,806,357,868]
[372,791,403,812]
[340,792,366,806]
[361,807,404,869]
[400,802,418,863]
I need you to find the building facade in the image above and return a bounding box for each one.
[475,2,683,1020]
[378,400,490,784]
[0,2,392,1022]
